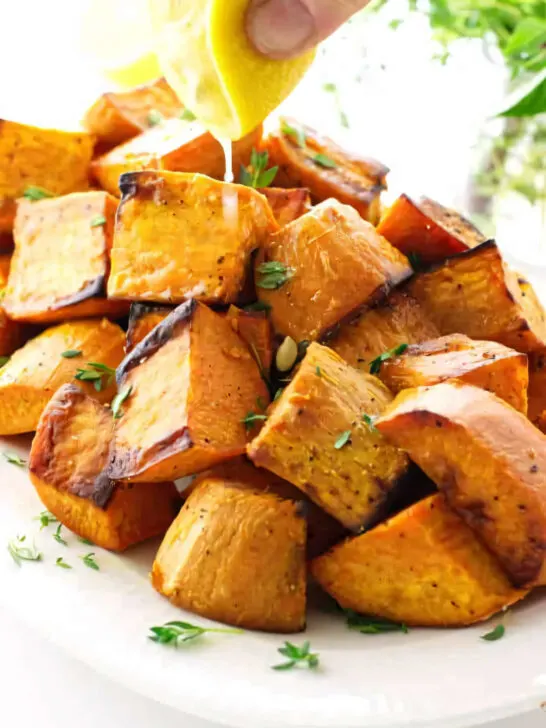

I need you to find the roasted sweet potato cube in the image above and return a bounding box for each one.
[29,384,179,550]
[108,171,277,304]
[528,350,546,432]
[0,318,124,435]
[125,303,172,353]
[408,241,546,352]
[152,475,306,632]
[311,494,526,626]
[257,199,412,341]
[109,301,269,482]
[192,457,347,558]
[248,343,408,530]
[258,187,311,226]
[91,119,262,196]
[83,77,183,151]
[377,194,486,263]
[376,381,546,587]
[226,305,273,374]
[380,334,528,413]
[264,118,388,223]
[329,290,439,372]
[3,192,128,323]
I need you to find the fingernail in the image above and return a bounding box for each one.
[247,0,317,59]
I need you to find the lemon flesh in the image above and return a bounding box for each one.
[151,0,315,140]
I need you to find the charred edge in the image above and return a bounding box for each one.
[89,470,116,509]
[294,499,308,520]
[419,197,486,238]
[126,302,174,351]
[116,298,196,386]
[118,170,165,202]
[118,172,143,200]
[107,426,193,480]
[45,275,106,311]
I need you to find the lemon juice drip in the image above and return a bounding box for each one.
[219,138,234,183]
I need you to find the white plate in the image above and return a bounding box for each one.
[1,435,546,728]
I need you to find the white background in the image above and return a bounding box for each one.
[0,1,544,726]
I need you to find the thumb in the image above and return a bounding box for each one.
[246,0,370,60]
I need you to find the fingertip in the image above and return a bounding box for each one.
[246,0,317,60]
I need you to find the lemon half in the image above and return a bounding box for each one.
[151,0,315,140]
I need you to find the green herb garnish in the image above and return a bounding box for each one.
[90,215,107,228]
[36,511,58,529]
[80,552,99,570]
[362,413,378,432]
[316,366,322,377]
[334,430,352,450]
[7,535,42,566]
[345,609,408,634]
[369,343,408,375]
[243,300,271,313]
[241,412,268,431]
[22,186,53,201]
[408,252,423,272]
[61,349,82,359]
[281,121,306,148]
[74,362,116,392]
[272,640,319,671]
[239,148,278,188]
[3,452,26,467]
[149,620,242,647]
[147,109,164,127]
[180,109,197,122]
[0,355,10,368]
[256,261,294,290]
[481,624,505,641]
[322,83,350,128]
[53,524,67,546]
[312,153,337,169]
[111,385,133,420]
[56,557,72,570]
[273,388,284,402]
[78,537,94,546]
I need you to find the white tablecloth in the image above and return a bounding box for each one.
[0,604,543,728]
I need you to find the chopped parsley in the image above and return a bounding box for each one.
[22,186,53,201]
[272,640,319,671]
[256,261,294,290]
[312,153,337,169]
[239,149,278,188]
[111,385,133,420]
[281,121,306,148]
[369,344,408,375]
[241,412,268,431]
[149,620,241,647]
[334,430,352,450]
[90,215,107,228]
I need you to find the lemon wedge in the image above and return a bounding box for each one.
[151,0,315,140]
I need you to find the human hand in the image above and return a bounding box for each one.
[246,0,372,59]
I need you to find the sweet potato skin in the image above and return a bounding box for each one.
[376,381,546,587]
[528,350,546,432]
[0,318,125,435]
[380,334,528,413]
[0,253,27,355]
[248,343,408,530]
[264,118,388,223]
[125,303,172,353]
[4,192,128,323]
[258,187,311,227]
[83,77,183,151]
[311,494,526,626]
[108,171,277,304]
[152,477,306,632]
[408,241,546,352]
[0,199,16,250]
[377,195,485,263]
[91,120,262,196]
[109,301,269,482]
[330,290,439,372]
[257,199,412,341]
[29,384,179,550]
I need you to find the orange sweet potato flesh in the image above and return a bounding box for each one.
[29,384,179,550]
[152,476,306,632]
[264,117,388,224]
[408,241,546,353]
[528,350,546,432]
[192,457,347,558]
[108,171,277,305]
[329,290,439,372]
[380,334,528,413]
[257,199,412,342]
[248,343,408,530]
[0,199,15,250]
[83,77,183,151]
[225,305,273,374]
[109,301,270,482]
[377,195,486,263]
[4,192,129,323]
[0,318,125,435]
[311,494,527,626]
[91,119,262,196]
[258,187,311,227]
[376,381,546,587]
[125,303,172,353]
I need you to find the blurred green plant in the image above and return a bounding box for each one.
[372,0,546,212]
